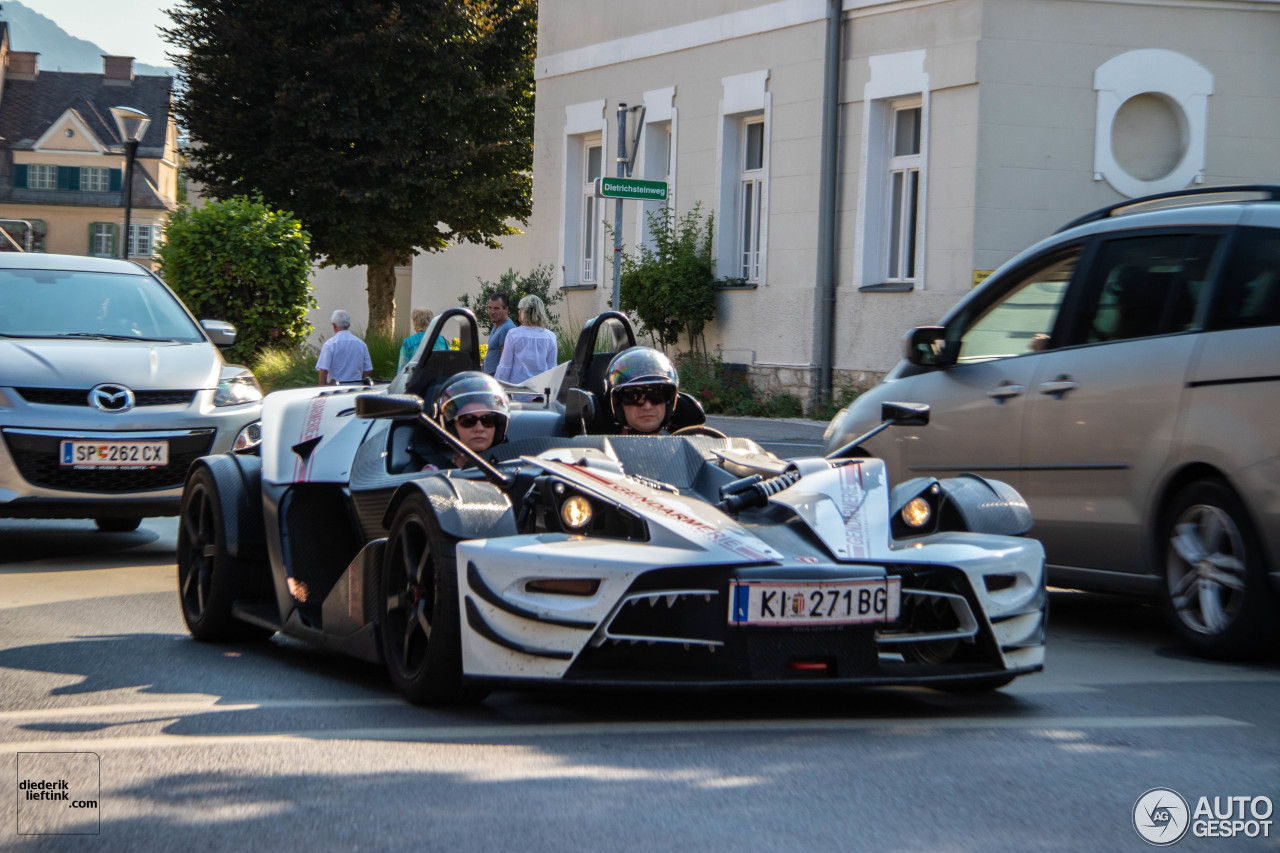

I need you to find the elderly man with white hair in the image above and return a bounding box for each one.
[316,309,373,385]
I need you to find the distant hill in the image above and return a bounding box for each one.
[1,0,175,77]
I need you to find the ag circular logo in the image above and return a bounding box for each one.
[1134,788,1190,845]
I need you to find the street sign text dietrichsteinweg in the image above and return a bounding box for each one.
[594,177,668,201]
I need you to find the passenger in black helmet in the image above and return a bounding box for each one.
[419,371,510,471]
[604,347,680,435]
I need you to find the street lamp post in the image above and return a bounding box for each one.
[110,106,151,261]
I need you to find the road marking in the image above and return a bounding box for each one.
[0,564,173,609]
[0,714,1248,754]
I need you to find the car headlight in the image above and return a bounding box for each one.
[233,421,262,452]
[560,495,593,530]
[214,372,263,407]
[900,497,932,528]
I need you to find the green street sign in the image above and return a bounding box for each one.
[595,177,668,201]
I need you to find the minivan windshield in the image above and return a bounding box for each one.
[0,269,204,342]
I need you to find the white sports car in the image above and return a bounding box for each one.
[176,310,1046,704]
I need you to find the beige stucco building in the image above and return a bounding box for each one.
[0,30,178,269]
[385,0,1280,405]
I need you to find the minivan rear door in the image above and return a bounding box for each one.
[1022,230,1224,582]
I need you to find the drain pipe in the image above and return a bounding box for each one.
[813,0,842,409]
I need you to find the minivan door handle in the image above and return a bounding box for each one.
[1039,376,1079,398]
[987,383,1024,401]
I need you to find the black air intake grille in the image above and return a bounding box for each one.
[15,388,198,407]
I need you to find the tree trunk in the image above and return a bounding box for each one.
[365,248,398,337]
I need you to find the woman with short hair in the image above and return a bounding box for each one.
[397,307,448,372]
[494,295,558,384]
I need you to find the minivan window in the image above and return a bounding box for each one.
[1075,233,1217,345]
[1212,226,1280,330]
[0,269,204,341]
[956,251,1077,363]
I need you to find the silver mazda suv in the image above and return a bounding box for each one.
[0,253,262,530]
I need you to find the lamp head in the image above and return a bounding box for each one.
[110,106,151,144]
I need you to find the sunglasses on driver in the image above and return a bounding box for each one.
[617,384,675,407]
[453,413,501,429]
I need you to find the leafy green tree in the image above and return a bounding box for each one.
[157,196,314,364]
[619,204,720,352]
[165,1,536,336]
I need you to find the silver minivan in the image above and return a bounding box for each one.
[0,253,263,530]
[825,186,1280,657]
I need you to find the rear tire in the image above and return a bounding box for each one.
[95,517,141,532]
[1161,480,1278,659]
[381,493,488,705]
[176,467,274,642]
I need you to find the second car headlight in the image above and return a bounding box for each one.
[214,372,264,407]
[560,495,593,530]
[901,497,932,528]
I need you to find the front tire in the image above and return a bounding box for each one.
[381,493,487,705]
[176,467,273,642]
[1161,480,1278,659]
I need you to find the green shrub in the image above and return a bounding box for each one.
[677,350,804,417]
[618,204,719,352]
[157,195,314,364]
[809,382,861,423]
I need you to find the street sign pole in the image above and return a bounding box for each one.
[612,104,627,311]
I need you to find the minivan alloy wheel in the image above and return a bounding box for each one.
[1167,503,1246,636]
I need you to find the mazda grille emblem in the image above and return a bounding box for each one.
[89,384,135,412]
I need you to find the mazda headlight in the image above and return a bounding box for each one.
[215,371,263,407]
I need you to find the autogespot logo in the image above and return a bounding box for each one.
[1134,788,1191,846]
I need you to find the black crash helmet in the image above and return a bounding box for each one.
[434,371,510,444]
[604,347,680,431]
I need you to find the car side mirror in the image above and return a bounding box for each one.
[904,325,958,367]
[355,393,423,420]
[201,319,237,349]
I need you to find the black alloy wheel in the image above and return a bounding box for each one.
[381,493,487,705]
[95,517,141,532]
[1162,480,1278,658]
[176,468,273,642]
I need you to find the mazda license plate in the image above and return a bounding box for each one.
[60,440,169,467]
[728,577,900,626]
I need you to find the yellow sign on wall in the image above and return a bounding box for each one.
[972,270,995,288]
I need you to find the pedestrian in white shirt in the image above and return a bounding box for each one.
[316,309,373,385]
[495,295,558,385]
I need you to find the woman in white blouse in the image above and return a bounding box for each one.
[494,295,558,384]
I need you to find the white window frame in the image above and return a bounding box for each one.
[128,223,160,258]
[884,99,922,283]
[559,99,607,290]
[855,50,929,291]
[80,167,111,192]
[580,138,603,285]
[28,164,56,190]
[738,119,766,283]
[636,87,677,254]
[716,70,770,286]
[90,223,115,257]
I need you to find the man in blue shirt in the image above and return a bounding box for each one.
[316,309,373,385]
[482,293,515,375]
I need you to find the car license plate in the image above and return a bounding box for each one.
[728,577,901,626]
[60,440,169,467]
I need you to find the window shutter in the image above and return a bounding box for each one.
[88,222,98,253]
[109,169,122,192]
[13,164,27,188]
[109,223,119,256]
[29,219,45,252]
[65,166,81,190]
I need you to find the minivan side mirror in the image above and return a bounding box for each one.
[201,319,237,349]
[904,325,958,367]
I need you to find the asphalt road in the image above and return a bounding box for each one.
[2,418,1278,851]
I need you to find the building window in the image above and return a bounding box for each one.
[28,165,57,190]
[639,120,674,251]
[81,167,111,192]
[886,102,922,282]
[580,139,602,284]
[739,120,765,282]
[129,224,160,258]
[90,223,117,257]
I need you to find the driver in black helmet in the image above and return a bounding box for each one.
[604,347,680,435]
[418,371,510,471]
